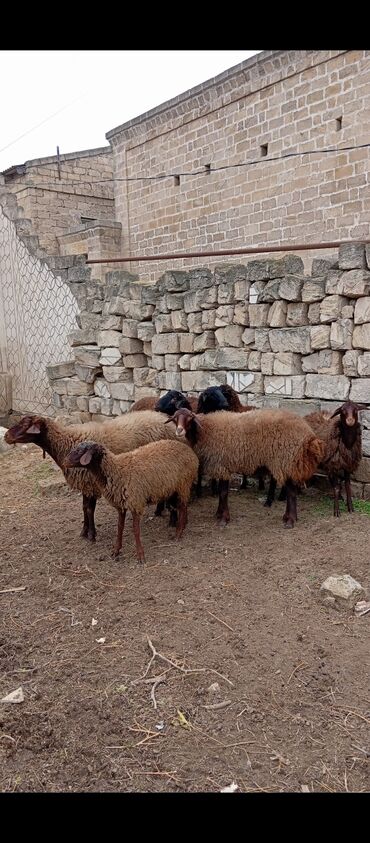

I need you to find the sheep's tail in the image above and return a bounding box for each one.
[290,435,326,484]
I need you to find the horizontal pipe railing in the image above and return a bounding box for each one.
[86,239,370,264]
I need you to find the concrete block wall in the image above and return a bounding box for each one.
[47,243,370,497]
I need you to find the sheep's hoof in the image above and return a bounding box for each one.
[264,499,273,508]
[283,520,294,529]
[216,514,230,526]
[80,527,88,538]
[112,548,121,558]
[87,532,96,542]
[137,556,146,564]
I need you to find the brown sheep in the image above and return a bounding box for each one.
[4,411,178,541]
[166,407,325,527]
[196,384,266,493]
[64,439,199,562]
[305,401,364,516]
[129,396,157,412]
[266,401,366,516]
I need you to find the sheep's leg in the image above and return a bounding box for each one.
[282,480,297,528]
[86,496,97,542]
[81,495,89,538]
[175,502,188,539]
[154,500,165,517]
[344,470,354,513]
[168,493,179,527]
[240,474,250,489]
[278,485,287,501]
[132,513,145,563]
[211,479,219,496]
[264,476,277,508]
[329,473,341,517]
[257,470,265,492]
[196,464,203,498]
[113,509,126,558]
[216,479,230,525]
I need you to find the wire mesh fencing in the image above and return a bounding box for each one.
[0,206,79,416]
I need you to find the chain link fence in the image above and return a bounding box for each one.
[0,206,79,416]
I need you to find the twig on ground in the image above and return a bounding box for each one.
[132,636,233,708]
[0,586,26,594]
[286,662,307,686]
[351,744,370,757]
[206,611,234,632]
[202,700,232,710]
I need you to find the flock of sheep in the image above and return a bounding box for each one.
[4,386,365,562]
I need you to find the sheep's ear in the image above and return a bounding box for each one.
[330,407,342,419]
[80,450,93,465]
[164,416,176,425]
[192,416,202,428]
[27,422,41,434]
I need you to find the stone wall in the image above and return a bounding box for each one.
[107,49,370,283]
[47,243,370,497]
[2,147,114,255]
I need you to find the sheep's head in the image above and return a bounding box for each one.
[197,386,229,414]
[4,415,46,445]
[165,407,202,441]
[155,390,192,416]
[330,401,366,428]
[64,441,105,470]
[218,384,242,411]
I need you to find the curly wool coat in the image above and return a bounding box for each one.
[67,439,199,516]
[182,408,326,487]
[304,411,362,476]
[5,411,179,500]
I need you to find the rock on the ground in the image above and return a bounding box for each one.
[0,427,12,454]
[320,574,366,609]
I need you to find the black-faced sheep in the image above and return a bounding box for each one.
[4,411,178,541]
[64,439,199,562]
[166,407,325,528]
[129,390,197,520]
[196,386,230,415]
[196,384,265,494]
[130,391,198,414]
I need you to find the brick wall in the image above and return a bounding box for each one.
[2,147,114,255]
[107,49,370,283]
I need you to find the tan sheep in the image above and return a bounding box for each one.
[4,411,178,541]
[166,407,325,527]
[64,439,199,562]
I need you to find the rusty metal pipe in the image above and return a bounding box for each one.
[86,239,370,264]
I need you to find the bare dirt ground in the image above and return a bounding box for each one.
[0,444,369,793]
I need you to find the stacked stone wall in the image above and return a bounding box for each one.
[47,243,370,495]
